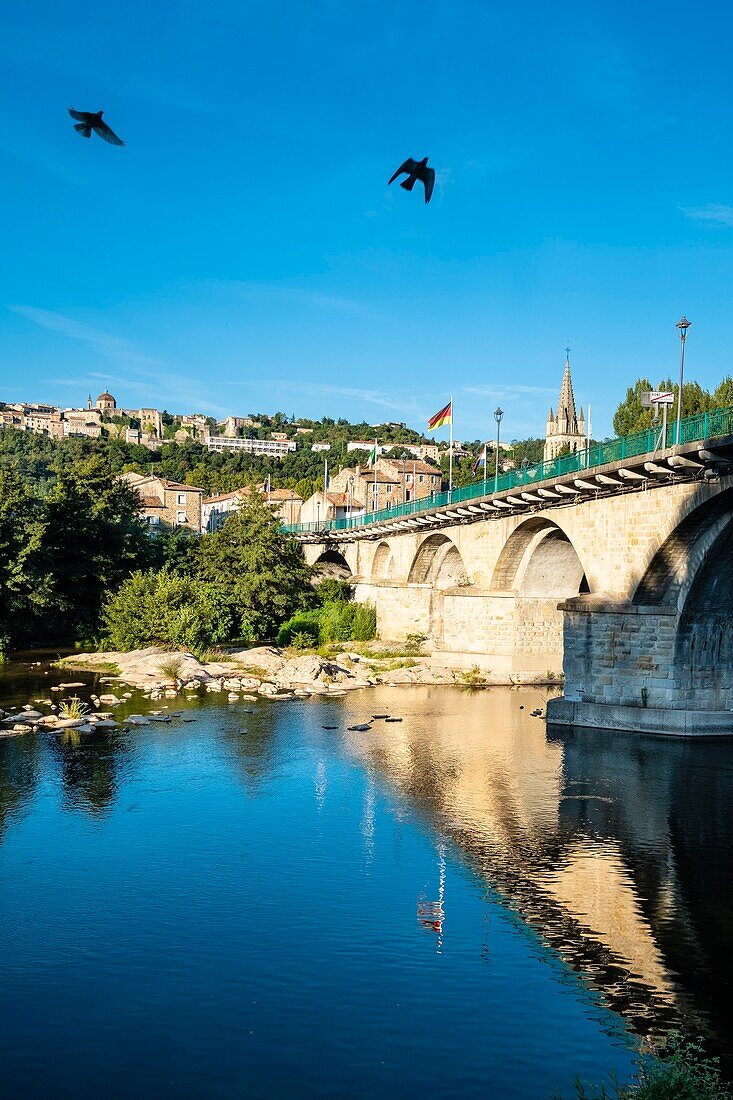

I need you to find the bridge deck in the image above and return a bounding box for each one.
[284,407,733,543]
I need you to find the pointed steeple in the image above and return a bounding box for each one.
[544,347,586,463]
[556,351,578,426]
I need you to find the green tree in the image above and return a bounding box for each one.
[713,375,733,407]
[36,458,151,644]
[197,497,313,640]
[612,377,655,437]
[0,470,47,651]
[612,378,713,438]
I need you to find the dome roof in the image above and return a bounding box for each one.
[96,390,116,403]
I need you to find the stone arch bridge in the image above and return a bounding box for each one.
[296,423,733,736]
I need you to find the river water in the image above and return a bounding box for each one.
[1,662,731,1098]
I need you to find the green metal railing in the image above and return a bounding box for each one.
[283,405,733,536]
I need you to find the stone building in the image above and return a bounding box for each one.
[95,390,117,413]
[138,407,163,438]
[544,354,586,462]
[329,464,402,512]
[264,487,303,525]
[202,485,303,532]
[300,490,365,525]
[123,472,203,531]
[63,407,102,438]
[378,458,442,502]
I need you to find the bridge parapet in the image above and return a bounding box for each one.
[287,410,733,545]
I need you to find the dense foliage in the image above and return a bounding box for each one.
[103,570,233,653]
[277,598,377,647]
[0,459,151,651]
[612,377,733,438]
[196,499,314,642]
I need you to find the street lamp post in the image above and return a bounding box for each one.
[493,407,504,493]
[316,498,321,529]
[675,316,692,446]
[347,475,355,520]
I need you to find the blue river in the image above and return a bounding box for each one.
[2,665,730,1098]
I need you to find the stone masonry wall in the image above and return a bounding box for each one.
[560,598,682,710]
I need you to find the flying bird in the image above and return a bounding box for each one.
[388,156,435,203]
[68,108,125,147]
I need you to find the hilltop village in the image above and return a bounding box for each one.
[1,360,587,533]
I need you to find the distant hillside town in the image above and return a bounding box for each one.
[0,388,473,460]
[1,356,591,537]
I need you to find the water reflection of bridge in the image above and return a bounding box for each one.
[341,687,733,1056]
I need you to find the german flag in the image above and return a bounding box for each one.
[428,400,452,430]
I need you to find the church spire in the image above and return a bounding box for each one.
[543,347,586,463]
[556,349,578,425]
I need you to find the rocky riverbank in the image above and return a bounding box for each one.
[55,645,460,702]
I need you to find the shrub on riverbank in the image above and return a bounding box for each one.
[102,570,233,655]
[277,600,376,647]
[556,1034,732,1099]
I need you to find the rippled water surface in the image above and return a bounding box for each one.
[2,664,731,1098]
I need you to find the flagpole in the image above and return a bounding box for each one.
[448,395,454,500]
[482,442,487,494]
[324,457,328,513]
[373,438,378,513]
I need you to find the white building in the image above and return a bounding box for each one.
[311,442,331,452]
[204,435,296,457]
[202,489,250,533]
[346,441,391,456]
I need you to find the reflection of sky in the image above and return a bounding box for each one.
[0,687,656,1096]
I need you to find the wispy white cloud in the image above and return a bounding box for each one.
[233,377,420,415]
[9,304,161,368]
[680,203,733,227]
[11,303,231,416]
[463,383,555,399]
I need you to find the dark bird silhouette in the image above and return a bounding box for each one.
[388,156,435,203]
[68,108,125,147]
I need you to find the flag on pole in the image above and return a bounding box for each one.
[472,444,487,477]
[367,443,377,465]
[428,401,452,431]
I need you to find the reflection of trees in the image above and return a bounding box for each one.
[345,688,733,1056]
[0,736,41,842]
[52,729,130,815]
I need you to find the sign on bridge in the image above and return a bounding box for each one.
[642,390,675,407]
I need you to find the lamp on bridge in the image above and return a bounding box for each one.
[493,407,504,493]
[675,316,692,446]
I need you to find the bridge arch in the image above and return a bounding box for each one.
[633,487,733,610]
[313,548,352,580]
[371,541,396,582]
[407,533,468,589]
[674,517,733,710]
[491,518,589,597]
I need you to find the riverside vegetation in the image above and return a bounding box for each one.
[0,446,375,658]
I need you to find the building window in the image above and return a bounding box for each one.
[176,510,186,525]
[177,492,186,504]
[419,474,424,483]
[386,485,393,494]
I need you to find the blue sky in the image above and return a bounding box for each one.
[1,0,733,442]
